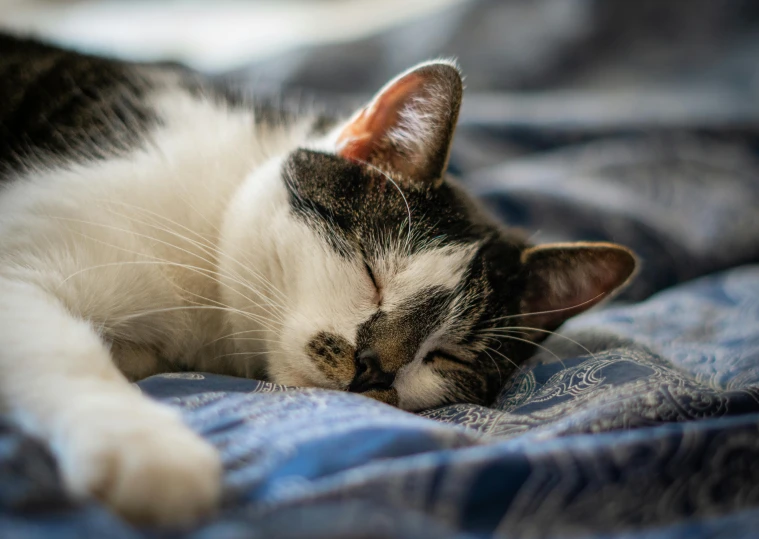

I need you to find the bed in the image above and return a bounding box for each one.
[2,1,759,537]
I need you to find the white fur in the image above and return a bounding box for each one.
[220,176,477,391]
[0,86,309,524]
[395,359,449,411]
[0,64,472,524]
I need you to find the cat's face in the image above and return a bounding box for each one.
[219,61,636,411]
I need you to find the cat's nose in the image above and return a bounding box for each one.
[349,348,395,393]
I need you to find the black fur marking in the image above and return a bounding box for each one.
[0,34,158,178]
[284,148,544,405]
[364,261,379,289]
[283,149,499,256]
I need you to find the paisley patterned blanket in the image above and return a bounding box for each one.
[4,266,758,538]
[3,1,759,538]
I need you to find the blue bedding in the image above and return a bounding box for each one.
[3,267,759,538]
[3,2,759,538]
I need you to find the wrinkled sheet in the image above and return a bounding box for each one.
[3,1,759,538]
[3,268,759,538]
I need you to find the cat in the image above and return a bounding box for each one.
[0,34,637,526]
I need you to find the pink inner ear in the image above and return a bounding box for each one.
[336,72,424,164]
[527,278,609,325]
[520,245,637,331]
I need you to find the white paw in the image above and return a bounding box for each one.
[55,396,222,527]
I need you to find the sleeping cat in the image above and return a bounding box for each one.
[0,34,637,526]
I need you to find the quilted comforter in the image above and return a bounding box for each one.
[2,1,759,537]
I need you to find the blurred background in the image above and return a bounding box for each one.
[3,0,758,95]
[1,0,759,301]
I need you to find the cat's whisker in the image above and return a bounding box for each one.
[481,349,503,386]
[480,343,533,385]
[113,305,271,329]
[155,148,233,239]
[57,238,286,324]
[479,332,567,370]
[71,206,298,346]
[83,260,282,332]
[94,203,289,307]
[210,350,270,363]
[203,327,273,347]
[54,217,288,322]
[103,201,320,334]
[157,270,285,332]
[114,273,280,330]
[478,292,606,326]
[101,199,289,304]
[56,235,286,333]
[477,326,596,359]
[229,337,284,345]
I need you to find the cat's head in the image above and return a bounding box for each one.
[220,61,636,410]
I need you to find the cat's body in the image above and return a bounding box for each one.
[0,35,636,526]
[0,35,316,381]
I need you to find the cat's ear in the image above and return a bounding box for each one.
[520,243,637,331]
[336,60,462,186]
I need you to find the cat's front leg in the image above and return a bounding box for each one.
[0,277,221,526]
[53,388,221,526]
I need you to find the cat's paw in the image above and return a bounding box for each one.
[56,397,222,527]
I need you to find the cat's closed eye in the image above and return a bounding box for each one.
[364,261,382,305]
[423,349,469,366]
